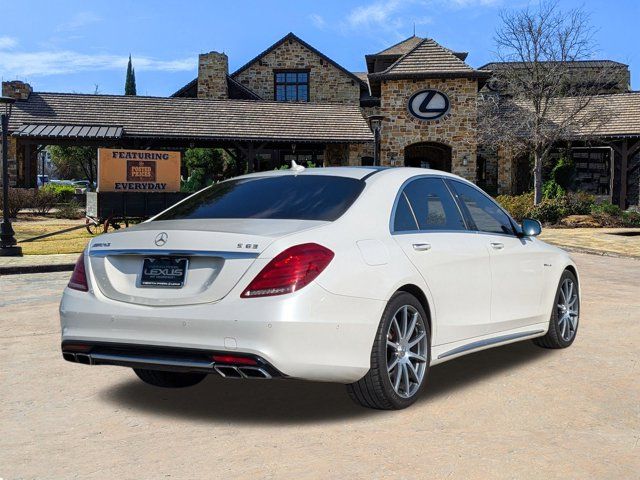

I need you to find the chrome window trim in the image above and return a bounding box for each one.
[389,174,470,235]
[89,249,260,259]
[445,178,520,237]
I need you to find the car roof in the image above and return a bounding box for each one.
[239,166,467,182]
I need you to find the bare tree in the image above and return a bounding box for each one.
[479,0,614,204]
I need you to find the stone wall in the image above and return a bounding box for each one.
[0,137,18,187]
[378,77,479,181]
[2,80,32,100]
[197,52,228,100]
[233,38,361,104]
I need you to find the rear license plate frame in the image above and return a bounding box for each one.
[140,257,189,288]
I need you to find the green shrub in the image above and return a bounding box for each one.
[528,199,567,224]
[542,180,565,199]
[0,188,34,218]
[564,192,596,216]
[622,210,640,227]
[54,199,83,219]
[495,192,534,221]
[591,202,622,216]
[42,184,76,203]
[32,188,58,215]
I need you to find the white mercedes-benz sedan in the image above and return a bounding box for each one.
[60,166,580,410]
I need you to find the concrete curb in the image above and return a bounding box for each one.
[0,263,76,276]
[550,244,640,261]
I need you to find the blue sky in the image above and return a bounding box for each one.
[1,0,637,96]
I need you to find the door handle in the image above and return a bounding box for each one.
[490,242,504,250]
[412,243,431,251]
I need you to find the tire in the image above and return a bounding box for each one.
[534,270,580,349]
[134,368,207,388]
[347,292,431,410]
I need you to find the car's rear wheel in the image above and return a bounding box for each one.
[134,369,207,388]
[347,292,430,410]
[534,270,580,349]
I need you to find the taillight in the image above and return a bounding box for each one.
[68,252,88,292]
[241,243,334,298]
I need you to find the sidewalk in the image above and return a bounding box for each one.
[539,227,640,259]
[0,253,78,275]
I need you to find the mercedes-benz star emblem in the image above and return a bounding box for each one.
[154,232,168,247]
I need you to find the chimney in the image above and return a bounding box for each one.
[2,80,32,100]
[197,52,228,100]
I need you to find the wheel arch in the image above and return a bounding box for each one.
[395,284,433,338]
[564,264,579,286]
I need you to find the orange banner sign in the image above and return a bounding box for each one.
[98,148,181,192]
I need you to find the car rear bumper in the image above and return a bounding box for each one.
[59,283,384,383]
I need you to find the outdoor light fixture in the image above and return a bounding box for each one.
[0,95,22,256]
[368,115,385,167]
[462,155,469,167]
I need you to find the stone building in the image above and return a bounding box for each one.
[2,32,639,206]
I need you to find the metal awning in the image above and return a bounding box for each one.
[13,124,124,139]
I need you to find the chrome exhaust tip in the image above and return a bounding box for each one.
[213,365,271,379]
[62,352,77,363]
[75,353,93,365]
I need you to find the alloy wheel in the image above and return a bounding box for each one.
[386,305,428,398]
[557,278,579,342]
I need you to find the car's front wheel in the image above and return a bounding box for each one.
[347,292,430,410]
[534,269,580,349]
[134,369,207,388]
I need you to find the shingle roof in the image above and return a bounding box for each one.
[479,60,628,71]
[8,92,373,143]
[370,38,490,79]
[563,92,640,137]
[501,92,640,138]
[372,36,424,56]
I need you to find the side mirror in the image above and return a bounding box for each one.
[521,218,542,237]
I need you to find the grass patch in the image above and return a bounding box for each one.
[13,216,93,255]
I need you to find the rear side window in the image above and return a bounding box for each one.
[448,180,515,235]
[394,177,466,232]
[154,175,365,222]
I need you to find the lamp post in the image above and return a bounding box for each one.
[0,95,21,256]
[368,115,385,167]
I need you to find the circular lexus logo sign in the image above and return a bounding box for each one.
[154,232,168,247]
[408,89,450,120]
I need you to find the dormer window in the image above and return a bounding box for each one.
[275,70,309,102]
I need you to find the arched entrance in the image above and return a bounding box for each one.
[404,142,452,172]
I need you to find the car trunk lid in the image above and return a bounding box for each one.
[87,219,325,306]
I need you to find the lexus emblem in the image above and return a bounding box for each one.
[408,89,450,121]
[154,232,168,247]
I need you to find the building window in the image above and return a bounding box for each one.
[275,71,309,102]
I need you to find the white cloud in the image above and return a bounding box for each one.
[0,50,196,77]
[55,11,101,32]
[309,13,326,29]
[346,0,403,28]
[0,36,18,49]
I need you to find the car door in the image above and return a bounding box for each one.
[391,176,493,345]
[447,180,545,331]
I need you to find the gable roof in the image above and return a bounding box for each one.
[373,35,424,56]
[171,76,263,100]
[8,92,374,143]
[370,38,489,79]
[231,32,367,87]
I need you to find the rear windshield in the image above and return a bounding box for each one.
[154,175,365,222]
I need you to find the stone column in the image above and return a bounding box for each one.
[197,52,229,100]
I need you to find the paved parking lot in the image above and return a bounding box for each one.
[1,252,639,479]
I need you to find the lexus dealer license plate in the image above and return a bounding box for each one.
[140,257,188,288]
